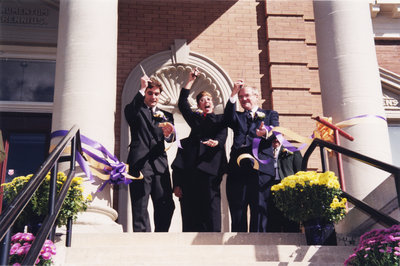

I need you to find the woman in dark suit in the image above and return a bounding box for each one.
[172,69,227,232]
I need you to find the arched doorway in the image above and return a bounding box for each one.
[119,39,233,232]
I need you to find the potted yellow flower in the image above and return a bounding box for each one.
[1,172,92,233]
[271,171,347,245]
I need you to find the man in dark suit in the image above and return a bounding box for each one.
[124,75,175,232]
[224,80,279,232]
[172,69,227,232]
[267,137,302,232]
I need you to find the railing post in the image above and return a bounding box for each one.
[320,146,327,172]
[334,129,346,192]
[66,217,72,247]
[70,135,76,171]
[0,229,11,265]
[48,164,58,241]
[65,133,77,247]
[394,172,400,209]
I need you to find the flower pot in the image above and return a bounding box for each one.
[303,218,337,245]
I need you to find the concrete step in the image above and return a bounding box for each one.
[59,245,354,265]
[65,232,308,247]
[53,232,355,266]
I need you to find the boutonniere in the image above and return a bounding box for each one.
[255,111,265,120]
[282,148,293,155]
[153,110,166,121]
[195,109,203,115]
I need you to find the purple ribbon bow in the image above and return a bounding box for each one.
[51,130,132,192]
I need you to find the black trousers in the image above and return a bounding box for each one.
[226,162,272,232]
[179,169,222,232]
[129,171,175,232]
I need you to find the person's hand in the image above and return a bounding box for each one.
[256,121,268,137]
[231,79,244,97]
[173,186,183,198]
[184,68,201,91]
[202,139,219,147]
[188,68,200,82]
[159,122,174,137]
[140,75,151,90]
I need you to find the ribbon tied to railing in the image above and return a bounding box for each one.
[51,130,143,192]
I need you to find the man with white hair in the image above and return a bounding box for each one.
[224,80,279,232]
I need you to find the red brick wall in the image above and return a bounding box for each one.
[116,0,268,155]
[375,40,400,74]
[266,0,322,169]
[116,0,322,170]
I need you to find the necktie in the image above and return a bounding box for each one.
[274,148,279,180]
[245,110,252,121]
[149,108,155,123]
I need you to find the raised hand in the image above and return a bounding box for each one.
[256,121,268,137]
[231,79,244,97]
[140,75,151,90]
[184,68,201,90]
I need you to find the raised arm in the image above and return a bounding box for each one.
[224,80,243,129]
[178,69,200,127]
[124,75,151,126]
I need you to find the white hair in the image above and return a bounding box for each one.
[240,86,259,97]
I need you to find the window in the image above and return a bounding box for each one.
[0,58,55,102]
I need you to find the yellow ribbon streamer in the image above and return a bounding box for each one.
[335,116,384,129]
[269,126,313,145]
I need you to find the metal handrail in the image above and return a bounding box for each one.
[302,138,400,227]
[0,125,81,265]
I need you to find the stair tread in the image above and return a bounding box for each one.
[54,232,354,265]
[58,232,309,246]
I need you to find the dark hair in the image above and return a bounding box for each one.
[146,78,163,93]
[196,91,212,104]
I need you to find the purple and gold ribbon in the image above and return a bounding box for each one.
[51,130,143,192]
[241,113,387,168]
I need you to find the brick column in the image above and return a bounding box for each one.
[52,0,121,231]
[266,0,323,170]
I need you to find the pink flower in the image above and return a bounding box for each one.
[395,251,400,256]
[43,240,57,255]
[21,233,34,242]
[41,251,52,260]
[35,258,40,264]
[9,243,21,255]
[16,246,25,256]
[12,263,21,266]
[11,233,23,242]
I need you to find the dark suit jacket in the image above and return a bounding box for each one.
[124,91,174,177]
[224,100,279,185]
[276,146,303,179]
[172,89,227,187]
